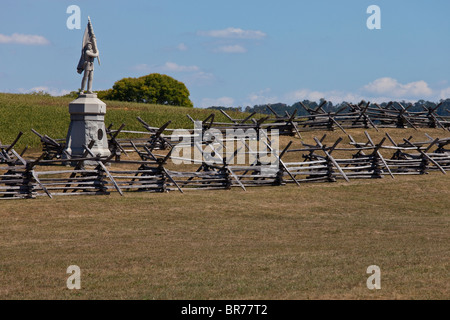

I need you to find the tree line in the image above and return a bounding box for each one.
[209,99,450,116]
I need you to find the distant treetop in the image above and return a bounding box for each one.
[63,73,194,108]
[102,73,193,108]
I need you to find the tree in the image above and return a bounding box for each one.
[106,73,193,107]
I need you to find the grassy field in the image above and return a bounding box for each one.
[0,174,448,300]
[0,93,248,149]
[0,120,449,299]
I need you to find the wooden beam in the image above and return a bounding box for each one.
[31,170,53,199]
[83,144,124,196]
[260,130,300,186]
[364,132,394,179]
[313,137,349,182]
[162,167,184,193]
[402,139,446,174]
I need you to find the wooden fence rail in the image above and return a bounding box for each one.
[1,118,449,199]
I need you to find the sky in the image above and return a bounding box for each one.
[1,0,450,108]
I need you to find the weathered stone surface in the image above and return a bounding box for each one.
[64,93,110,161]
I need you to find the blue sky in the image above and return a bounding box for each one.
[1,0,450,108]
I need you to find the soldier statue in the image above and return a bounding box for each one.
[77,41,99,94]
[76,17,100,94]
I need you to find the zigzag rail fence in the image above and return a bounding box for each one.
[1,102,449,199]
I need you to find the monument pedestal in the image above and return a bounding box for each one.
[64,93,110,165]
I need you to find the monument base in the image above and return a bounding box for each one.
[63,93,111,166]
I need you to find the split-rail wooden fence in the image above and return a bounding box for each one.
[1,108,449,199]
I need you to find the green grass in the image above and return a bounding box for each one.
[0,93,248,149]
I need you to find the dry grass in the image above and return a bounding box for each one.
[0,174,448,300]
[0,128,449,300]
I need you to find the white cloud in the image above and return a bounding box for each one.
[17,86,70,96]
[130,62,216,87]
[132,62,200,73]
[286,89,326,103]
[363,77,433,98]
[131,64,151,72]
[162,62,199,72]
[29,86,50,93]
[203,77,441,109]
[183,71,216,87]
[200,97,235,108]
[439,87,450,100]
[242,88,279,106]
[186,71,215,82]
[201,78,443,109]
[0,33,50,45]
[214,45,247,53]
[285,89,366,104]
[177,43,188,51]
[283,78,438,105]
[198,27,267,39]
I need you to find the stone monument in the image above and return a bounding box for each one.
[64,17,110,162]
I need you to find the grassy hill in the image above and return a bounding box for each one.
[0,93,248,149]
